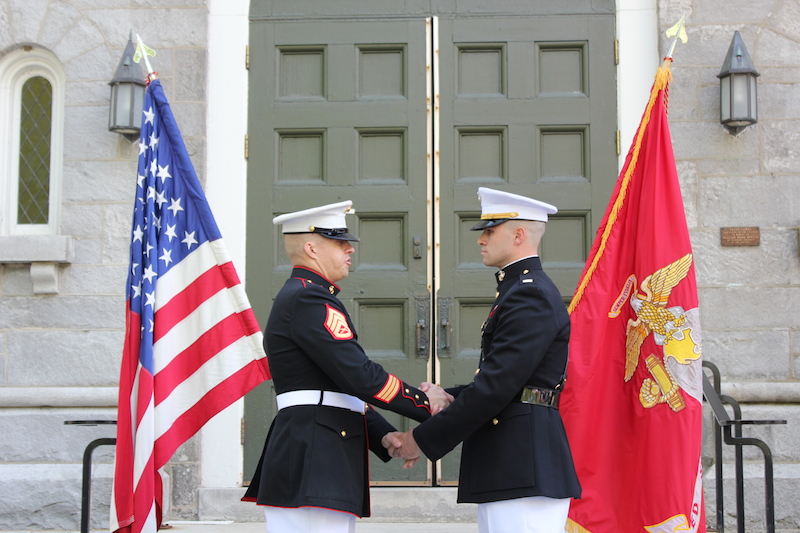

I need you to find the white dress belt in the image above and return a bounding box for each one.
[276,390,366,414]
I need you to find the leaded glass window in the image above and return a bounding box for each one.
[17,75,53,225]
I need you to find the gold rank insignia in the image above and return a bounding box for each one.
[324,304,353,340]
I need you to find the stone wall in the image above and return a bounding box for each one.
[0,0,209,529]
[1,0,798,531]
[659,0,800,530]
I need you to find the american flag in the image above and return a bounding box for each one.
[110,78,271,533]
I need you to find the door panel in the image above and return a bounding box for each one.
[435,14,617,483]
[245,18,432,484]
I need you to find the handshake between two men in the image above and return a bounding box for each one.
[381,381,453,469]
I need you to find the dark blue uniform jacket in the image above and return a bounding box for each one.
[413,257,581,504]
[243,267,432,517]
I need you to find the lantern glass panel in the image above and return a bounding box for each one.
[720,75,731,122]
[109,84,119,129]
[731,73,749,121]
[115,83,132,129]
[749,75,757,122]
[132,85,144,128]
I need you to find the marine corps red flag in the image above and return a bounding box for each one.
[561,60,705,533]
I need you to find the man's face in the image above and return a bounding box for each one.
[315,237,355,283]
[476,222,515,269]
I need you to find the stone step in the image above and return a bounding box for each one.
[166,521,478,533]
[197,487,477,524]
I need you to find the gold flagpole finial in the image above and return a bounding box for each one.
[664,14,688,60]
[134,34,158,83]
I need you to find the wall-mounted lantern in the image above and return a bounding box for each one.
[108,35,146,142]
[718,31,759,136]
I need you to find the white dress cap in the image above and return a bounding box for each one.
[471,187,557,230]
[273,200,358,241]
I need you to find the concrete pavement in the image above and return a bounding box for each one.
[165,521,479,533]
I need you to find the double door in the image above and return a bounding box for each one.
[245,8,616,485]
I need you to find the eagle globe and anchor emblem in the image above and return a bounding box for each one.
[609,253,703,412]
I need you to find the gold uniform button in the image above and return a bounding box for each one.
[341,431,347,437]
[492,418,499,425]
[415,394,420,399]
[495,291,499,298]
[475,368,481,375]
[523,269,529,274]
[424,400,429,405]
[405,388,410,393]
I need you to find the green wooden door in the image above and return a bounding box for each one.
[245,2,617,487]
[434,13,618,484]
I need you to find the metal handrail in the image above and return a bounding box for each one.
[702,361,786,533]
[65,420,117,533]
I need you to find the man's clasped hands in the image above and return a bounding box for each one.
[381,382,453,469]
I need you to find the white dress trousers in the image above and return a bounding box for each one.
[264,506,356,533]
[476,496,571,533]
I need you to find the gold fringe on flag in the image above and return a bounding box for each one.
[567,60,673,315]
[565,517,593,533]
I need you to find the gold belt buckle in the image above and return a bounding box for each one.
[519,387,558,407]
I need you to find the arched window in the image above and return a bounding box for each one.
[0,47,65,236]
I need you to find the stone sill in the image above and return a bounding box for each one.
[720,381,800,403]
[0,387,118,408]
[0,235,74,294]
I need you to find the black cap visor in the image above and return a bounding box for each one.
[286,228,359,242]
[470,218,510,231]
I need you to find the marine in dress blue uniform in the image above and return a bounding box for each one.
[388,188,581,533]
[243,201,448,532]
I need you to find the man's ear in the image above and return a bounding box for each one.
[303,240,318,259]
[513,225,526,245]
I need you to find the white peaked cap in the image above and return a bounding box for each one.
[471,187,557,230]
[273,200,358,241]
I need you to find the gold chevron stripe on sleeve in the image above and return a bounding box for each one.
[374,374,401,403]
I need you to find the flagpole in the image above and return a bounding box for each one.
[135,34,159,84]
